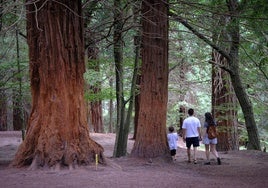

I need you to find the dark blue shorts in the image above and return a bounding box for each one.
[186,137,200,148]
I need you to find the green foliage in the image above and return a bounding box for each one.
[84,87,116,102]
[168,14,212,126]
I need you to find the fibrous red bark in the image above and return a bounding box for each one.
[12,0,104,168]
[131,0,169,158]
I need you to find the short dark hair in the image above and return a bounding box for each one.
[168,126,174,132]
[188,108,194,116]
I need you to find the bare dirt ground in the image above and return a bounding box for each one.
[0,131,267,188]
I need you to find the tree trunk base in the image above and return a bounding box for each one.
[11,134,105,169]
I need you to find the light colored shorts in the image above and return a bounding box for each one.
[203,134,217,145]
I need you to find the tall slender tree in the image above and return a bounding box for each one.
[0,0,7,131]
[12,0,104,168]
[131,0,169,158]
[225,0,260,150]
[113,0,126,157]
[113,0,140,157]
[12,25,24,131]
[132,0,142,140]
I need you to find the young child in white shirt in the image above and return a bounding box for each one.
[167,126,178,161]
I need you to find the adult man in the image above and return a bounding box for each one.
[182,108,202,164]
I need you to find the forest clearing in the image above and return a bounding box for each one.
[0,131,267,188]
[1,1,267,187]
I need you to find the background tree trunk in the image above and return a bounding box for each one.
[211,12,239,151]
[12,0,104,168]
[133,74,140,140]
[132,2,142,140]
[0,92,7,131]
[86,36,103,133]
[131,0,169,158]
[12,27,24,131]
[0,0,6,131]
[212,51,239,151]
[226,0,260,150]
[113,0,125,157]
[109,77,114,133]
[84,1,103,133]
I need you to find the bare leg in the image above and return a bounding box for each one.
[210,144,221,165]
[205,144,210,161]
[210,144,219,158]
[193,147,198,164]
[187,148,191,162]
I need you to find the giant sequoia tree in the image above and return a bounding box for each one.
[12,0,104,168]
[131,0,169,158]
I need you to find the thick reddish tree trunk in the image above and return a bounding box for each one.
[212,51,239,151]
[131,0,169,158]
[12,0,104,168]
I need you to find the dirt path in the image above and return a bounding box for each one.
[0,132,267,188]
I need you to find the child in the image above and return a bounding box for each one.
[167,126,179,161]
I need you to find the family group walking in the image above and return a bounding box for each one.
[167,108,221,165]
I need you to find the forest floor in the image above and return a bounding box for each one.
[0,131,267,188]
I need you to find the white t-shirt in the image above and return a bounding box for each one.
[182,116,201,138]
[167,132,178,150]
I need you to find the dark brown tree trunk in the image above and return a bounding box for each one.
[0,0,8,131]
[109,77,114,133]
[132,1,142,140]
[178,106,186,136]
[12,0,104,168]
[133,73,141,140]
[0,92,7,131]
[12,101,23,130]
[13,27,24,131]
[131,0,169,158]
[178,57,187,134]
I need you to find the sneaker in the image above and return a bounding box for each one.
[204,162,211,165]
[217,157,221,165]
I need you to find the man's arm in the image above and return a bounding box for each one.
[197,127,202,140]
